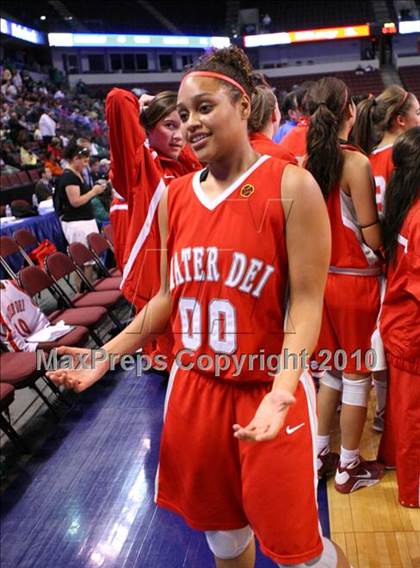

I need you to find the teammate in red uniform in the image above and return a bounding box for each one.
[49,48,349,567]
[106,88,201,310]
[109,189,129,272]
[106,89,201,364]
[248,85,297,162]
[305,77,385,493]
[352,86,420,432]
[353,85,420,218]
[379,127,420,507]
[277,81,314,163]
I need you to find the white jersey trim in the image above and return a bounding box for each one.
[121,177,166,287]
[371,144,393,155]
[192,154,270,211]
[110,203,129,213]
[397,233,408,253]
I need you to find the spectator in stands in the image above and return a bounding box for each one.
[56,143,105,279]
[90,158,102,183]
[273,91,301,143]
[35,166,54,202]
[38,109,56,144]
[45,151,63,178]
[19,142,39,168]
[47,137,63,160]
[99,158,111,178]
[91,180,112,224]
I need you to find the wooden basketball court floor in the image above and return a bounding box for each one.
[0,366,419,567]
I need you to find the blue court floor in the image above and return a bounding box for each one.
[0,367,329,568]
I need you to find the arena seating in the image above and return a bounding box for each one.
[398,66,420,99]
[270,69,385,96]
[241,0,374,30]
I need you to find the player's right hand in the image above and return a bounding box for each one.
[46,346,110,393]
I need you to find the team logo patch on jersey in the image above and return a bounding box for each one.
[240,184,254,198]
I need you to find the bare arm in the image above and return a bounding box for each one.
[342,150,382,251]
[65,183,105,208]
[234,166,330,441]
[102,188,171,357]
[47,188,171,390]
[273,165,331,394]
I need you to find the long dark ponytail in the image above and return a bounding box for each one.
[383,126,420,262]
[305,77,350,199]
[352,85,415,154]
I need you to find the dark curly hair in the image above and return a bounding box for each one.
[189,46,256,101]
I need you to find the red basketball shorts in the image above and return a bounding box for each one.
[316,273,380,374]
[155,367,323,565]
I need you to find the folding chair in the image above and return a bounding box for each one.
[13,228,39,249]
[87,232,121,277]
[0,236,32,279]
[44,252,123,330]
[68,242,122,291]
[0,348,60,419]
[18,265,107,346]
[28,169,41,183]
[102,224,114,246]
[16,171,31,187]
[0,383,29,452]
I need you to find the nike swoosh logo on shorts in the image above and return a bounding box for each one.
[286,423,305,435]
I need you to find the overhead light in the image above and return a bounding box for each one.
[40,15,47,21]
[65,16,73,21]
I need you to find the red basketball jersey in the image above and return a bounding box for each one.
[380,198,420,373]
[278,117,309,160]
[369,144,394,218]
[249,132,297,163]
[327,145,380,271]
[167,155,291,382]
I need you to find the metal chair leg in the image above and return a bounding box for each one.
[31,383,60,419]
[0,414,30,453]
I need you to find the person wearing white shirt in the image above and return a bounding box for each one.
[38,111,56,144]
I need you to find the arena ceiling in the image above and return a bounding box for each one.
[1,0,380,37]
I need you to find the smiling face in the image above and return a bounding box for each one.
[148,110,184,160]
[177,76,250,164]
[399,96,420,131]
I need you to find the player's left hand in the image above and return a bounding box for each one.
[232,389,295,442]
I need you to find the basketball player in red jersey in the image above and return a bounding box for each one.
[49,47,349,567]
[352,86,420,433]
[353,85,420,217]
[380,127,420,508]
[248,85,298,162]
[305,77,385,493]
[277,81,314,163]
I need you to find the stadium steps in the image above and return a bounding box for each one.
[380,64,403,88]
[371,0,392,22]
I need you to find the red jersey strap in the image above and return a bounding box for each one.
[339,140,367,156]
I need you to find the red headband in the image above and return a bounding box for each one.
[394,90,409,115]
[181,70,249,99]
[341,88,349,113]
